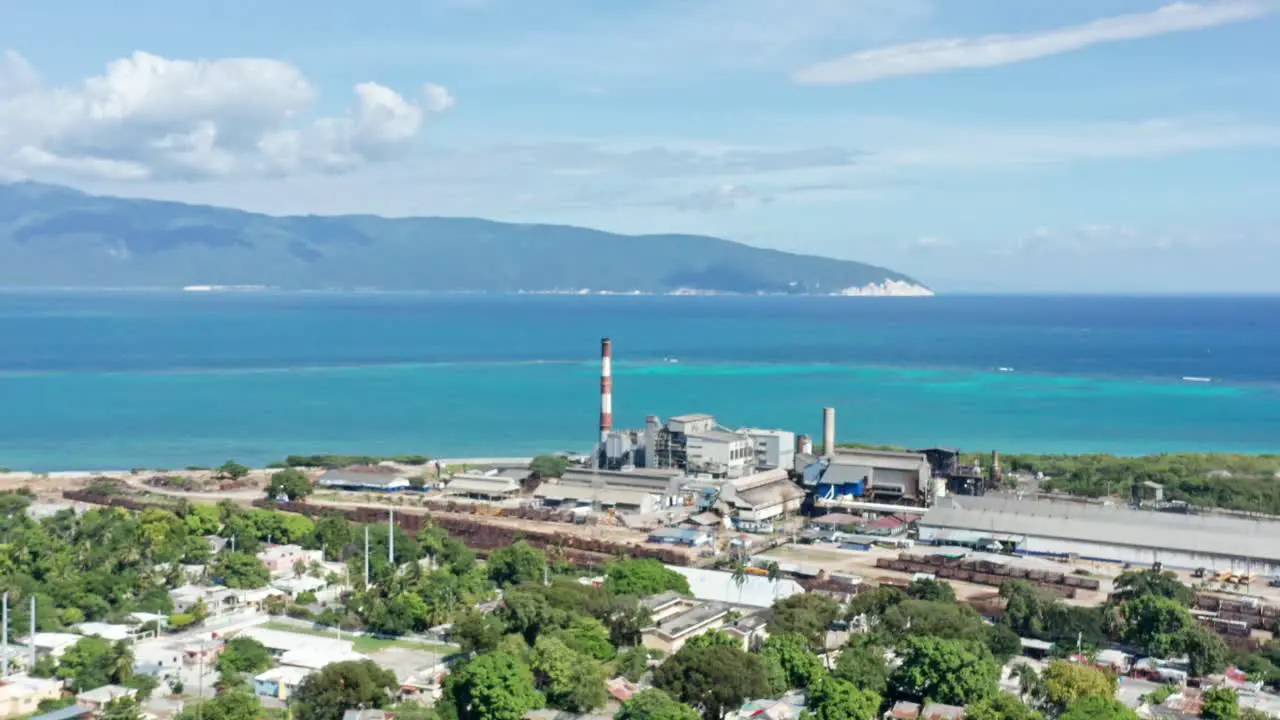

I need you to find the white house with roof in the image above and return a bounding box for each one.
[316,469,411,492]
[19,632,83,660]
[257,544,325,576]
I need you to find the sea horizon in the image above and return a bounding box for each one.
[2,291,1277,471]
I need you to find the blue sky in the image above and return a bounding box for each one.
[2,0,1279,292]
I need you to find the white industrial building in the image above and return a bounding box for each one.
[685,431,755,478]
[919,496,1280,574]
[742,429,796,472]
[719,469,805,529]
[809,449,934,507]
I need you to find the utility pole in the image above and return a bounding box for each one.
[363,526,370,588]
[2,592,8,679]
[388,508,395,566]
[28,597,35,670]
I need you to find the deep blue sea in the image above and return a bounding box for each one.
[1,291,1278,471]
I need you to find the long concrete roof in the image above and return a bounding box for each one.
[920,496,1280,561]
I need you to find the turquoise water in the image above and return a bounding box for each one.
[1,292,1278,470]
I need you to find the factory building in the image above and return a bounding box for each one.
[719,469,806,531]
[684,431,755,478]
[807,449,934,507]
[741,429,797,472]
[536,466,683,514]
[919,495,1280,574]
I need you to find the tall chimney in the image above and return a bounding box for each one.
[822,407,836,457]
[600,338,613,441]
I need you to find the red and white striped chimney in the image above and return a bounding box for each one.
[600,338,613,441]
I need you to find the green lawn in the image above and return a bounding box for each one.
[260,621,456,654]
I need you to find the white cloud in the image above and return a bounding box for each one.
[669,183,763,212]
[0,50,452,181]
[795,1,1277,85]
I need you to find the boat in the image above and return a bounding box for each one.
[1182,376,1212,383]
[997,367,1014,373]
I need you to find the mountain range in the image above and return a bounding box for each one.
[0,182,929,295]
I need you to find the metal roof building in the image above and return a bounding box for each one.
[919,496,1280,574]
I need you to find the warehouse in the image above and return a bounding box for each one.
[919,496,1280,574]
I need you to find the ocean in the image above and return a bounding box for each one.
[1,291,1278,471]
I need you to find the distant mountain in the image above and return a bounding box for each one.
[0,182,931,295]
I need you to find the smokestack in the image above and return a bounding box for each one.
[822,407,836,457]
[600,338,613,441]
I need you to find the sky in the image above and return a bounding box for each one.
[1,0,1279,293]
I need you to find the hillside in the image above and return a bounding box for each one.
[0,182,930,294]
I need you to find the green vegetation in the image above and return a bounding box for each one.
[604,558,692,597]
[291,659,400,720]
[1005,452,1280,514]
[529,454,571,479]
[264,468,314,501]
[280,454,431,468]
[617,689,701,720]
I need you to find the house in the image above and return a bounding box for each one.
[28,705,93,720]
[169,585,243,615]
[445,469,526,501]
[885,701,921,719]
[729,692,806,720]
[641,594,734,654]
[75,684,136,712]
[920,704,965,720]
[19,632,83,660]
[234,627,355,660]
[606,677,639,703]
[722,612,772,652]
[271,575,329,599]
[316,468,411,492]
[74,622,134,642]
[253,666,313,701]
[0,675,64,717]
[811,513,860,531]
[257,544,325,575]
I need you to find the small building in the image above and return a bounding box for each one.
[316,469,411,492]
[75,684,136,712]
[444,469,524,501]
[257,544,325,575]
[647,527,710,547]
[19,632,83,660]
[0,675,64,717]
[721,469,805,528]
[234,627,355,661]
[606,677,639,703]
[253,666,313,701]
[271,575,329,599]
[742,429,796,472]
[885,701,921,719]
[169,585,242,615]
[920,704,965,720]
[28,705,93,720]
[811,513,860,531]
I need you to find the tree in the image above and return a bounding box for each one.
[1000,580,1051,638]
[101,696,143,720]
[806,677,880,720]
[1201,687,1239,720]
[684,631,741,651]
[453,610,507,654]
[875,599,988,647]
[616,647,652,683]
[291,659,399,720]
[905,577,956,603]
[449,651,544,720]
[604,558,692,597]
[760,634,825,693]
[553,615,616,661]
[654,644,769,720]
[1112,568,1194,606]
[177,689,263,720]
[216,636,273,675]
[964,692,1043,720]
[529,455,570,479]
[217,460,251,481]
[770,593,841,650]
[265,468,313,501]
[314,513,355,560]
[832,637,890,697]
[846,586,905,620]
[530,636,608,712]
[1121,594,1193,657]
[1184,623,1229,677]
[487,540,547,587]
[888,637,999,707]
[212,551,270,589]
[56,636,133,692]
[618,689,701,720]
[984,623,1023,662]
[1040,659,1117,713]
[1058,696,1138,720]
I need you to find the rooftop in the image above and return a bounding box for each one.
[668,566,803,608]
[687,431,750,444]
[254,666,314,685]
[645,600,731,639]
[922,495,1280,562]
[669,413,715,423]
[235,627,354,656]
[445,475,521,495]
[317,469,409,487]
[829,449,930,472]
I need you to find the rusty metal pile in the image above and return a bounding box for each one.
[1195,593,1280,634]
[874,550,1102,598]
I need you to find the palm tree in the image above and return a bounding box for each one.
[1011,663,1042,703]
[764,561,782,601]
[731,562,748,603]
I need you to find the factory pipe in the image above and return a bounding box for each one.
[822,407,836,457]
[600,338,613,441]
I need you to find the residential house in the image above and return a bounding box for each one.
[19,632,83,660]
[74,622,134,642]
[0,675,64,717]
[75,685,136,712]
[28,705,93,720]
[257,544,325,576]
[640,592,771,654]
[253,666,313,701]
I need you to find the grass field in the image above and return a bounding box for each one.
[260,621,456,654]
